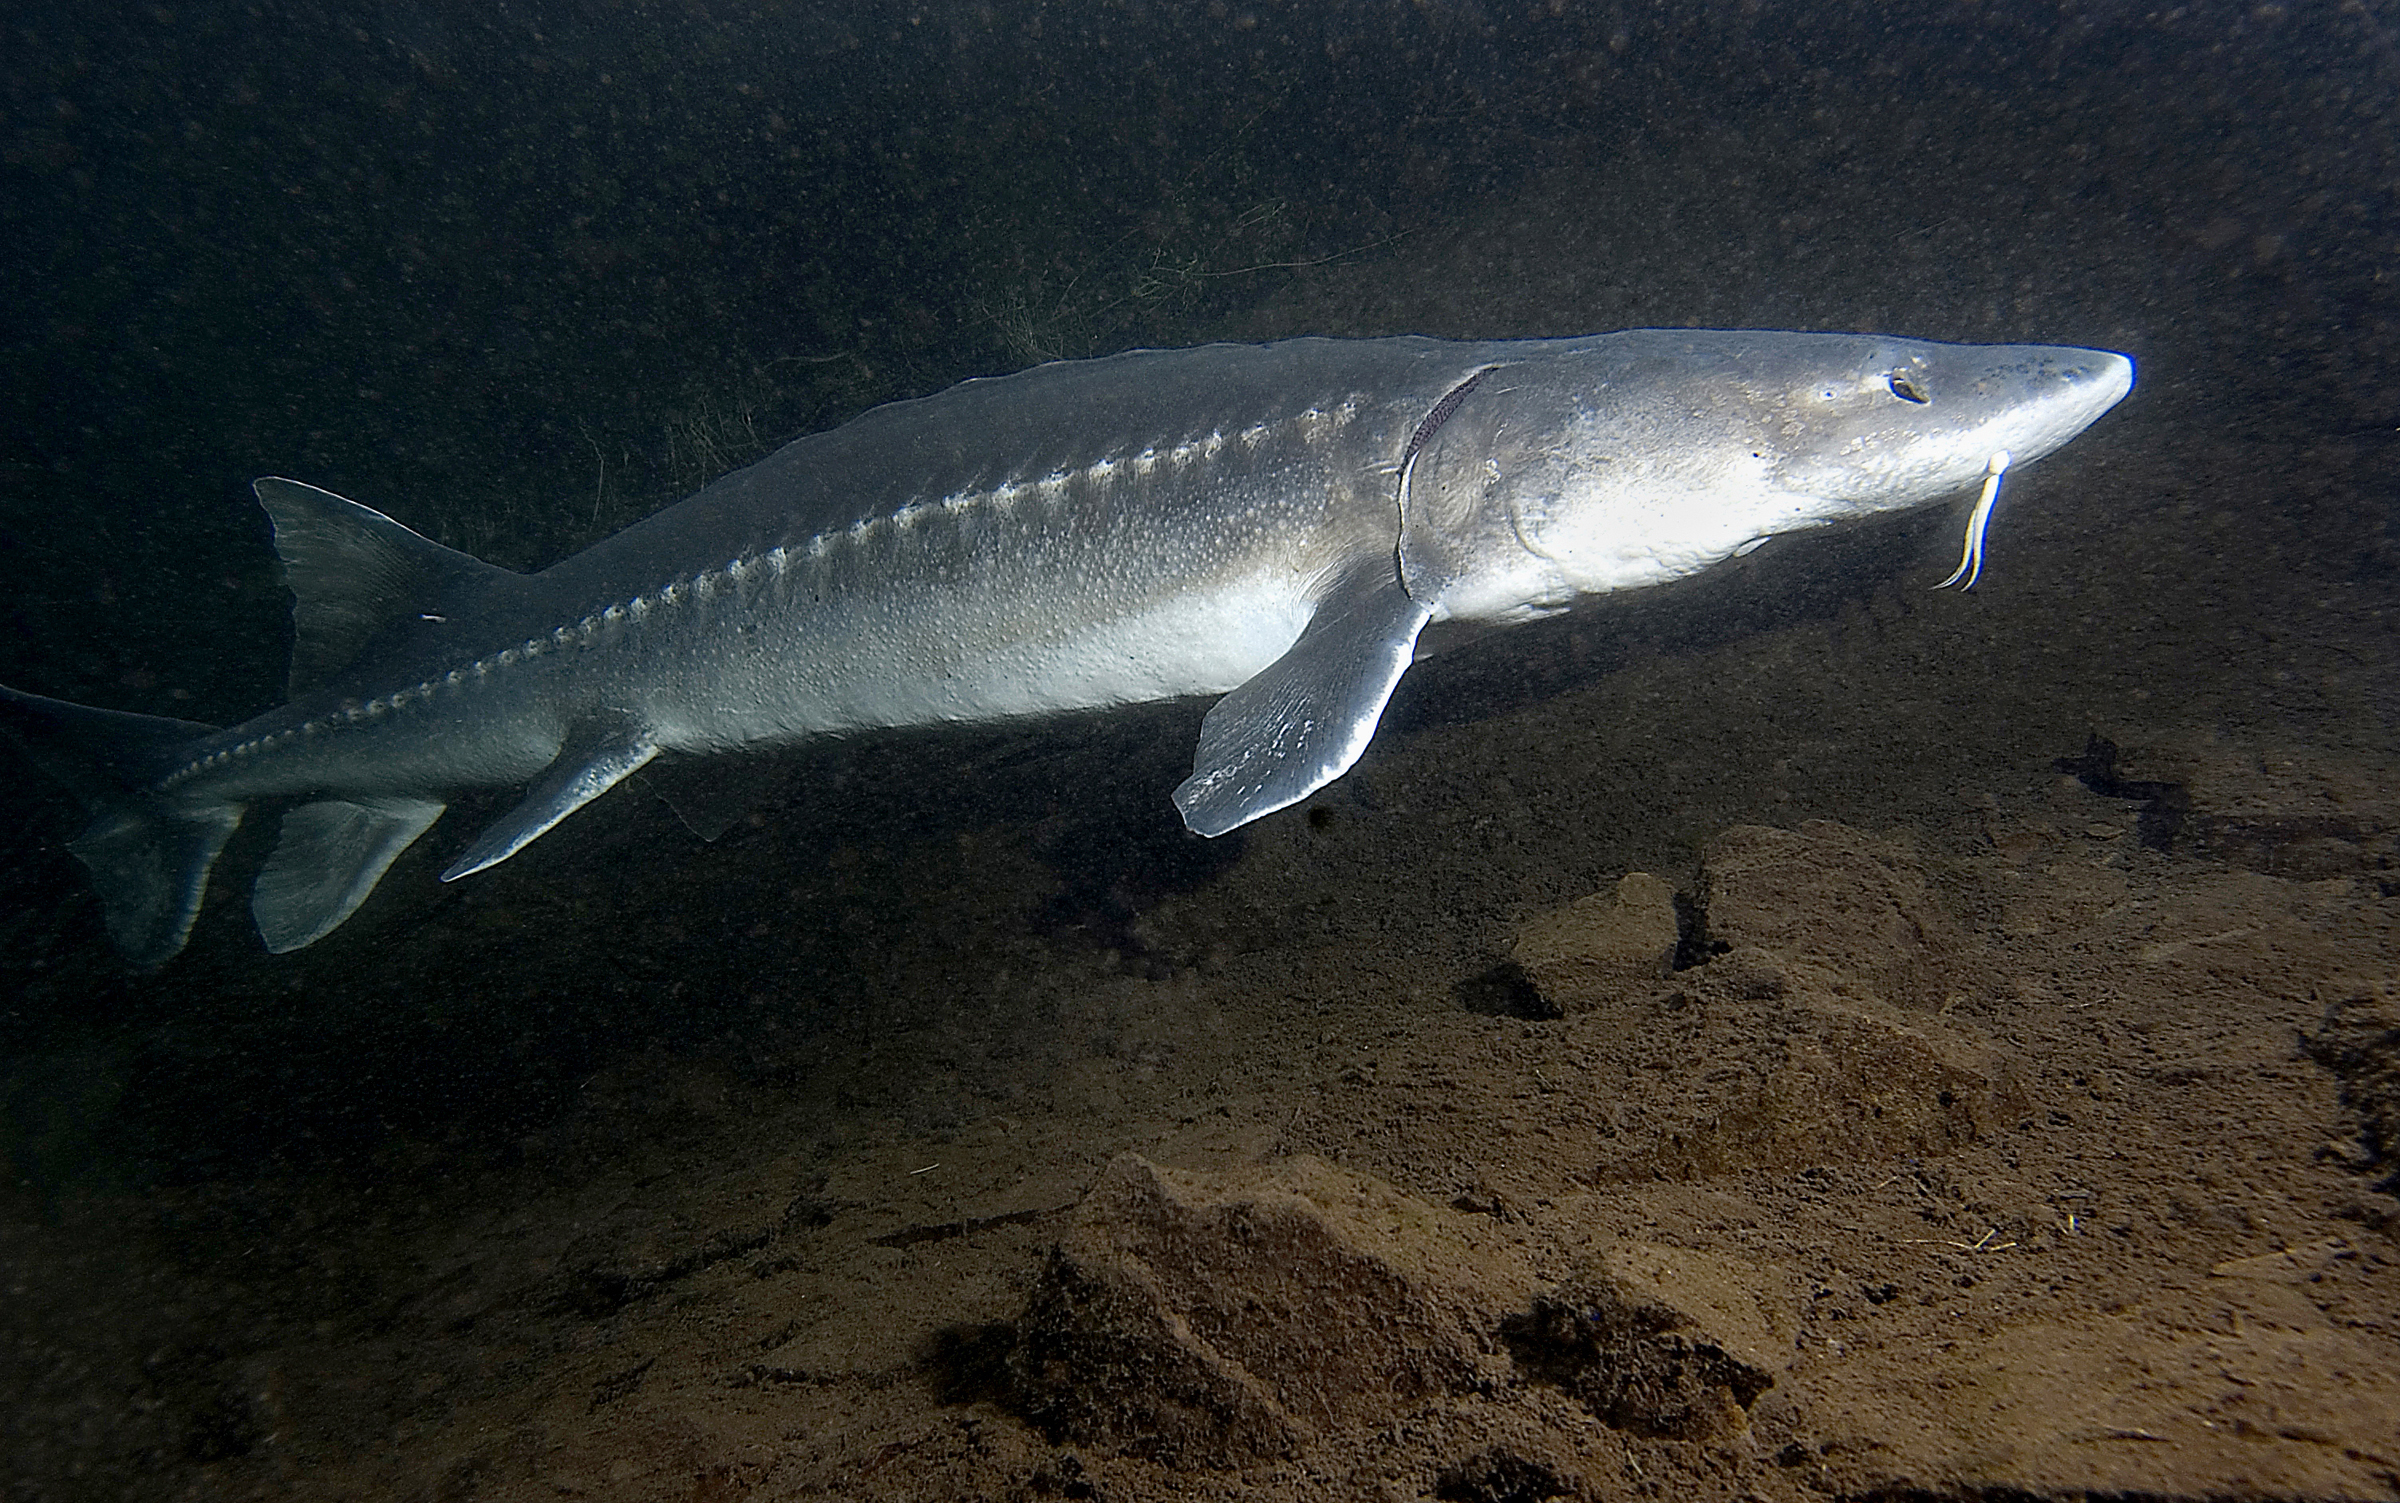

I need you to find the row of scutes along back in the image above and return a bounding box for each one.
[165,400,1376,793]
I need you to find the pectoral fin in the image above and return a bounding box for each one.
[1173,560,1433,837]
[442,718,659,880]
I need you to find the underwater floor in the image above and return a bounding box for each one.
[6,377,2396,1499]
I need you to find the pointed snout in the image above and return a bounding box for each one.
[1974,345,2134,469]
[2098,349,2135,396]
[2060,347,2135,418]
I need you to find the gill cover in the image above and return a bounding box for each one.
[1396,364,1579,624]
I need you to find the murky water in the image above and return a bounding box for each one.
[2,3,2394,1498]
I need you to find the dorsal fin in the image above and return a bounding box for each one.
[253,477,519,697]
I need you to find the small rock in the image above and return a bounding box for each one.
[1574,822,2027,1179]
[1511,872,1680,1012]
[1502,1241,1795,1440]
[1646,986,2028,1177]
[1009,1153,1534,1465]
[1707,945,1789,1001]
[1434,1447,1574,1502]
[1702,821,1979,1011]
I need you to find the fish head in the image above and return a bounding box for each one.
[1399,331,2134,622]
[1757,335,2136,510]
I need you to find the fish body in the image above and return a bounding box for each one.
[0,330,2133,963]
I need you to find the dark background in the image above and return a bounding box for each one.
[0,0,2393,1191]
[2,5,2397,1496]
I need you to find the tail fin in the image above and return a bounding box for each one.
[0,685,241,967]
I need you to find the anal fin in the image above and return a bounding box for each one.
[253,795,447,953]
[442,718,659,881]
[1173,559,1433,837]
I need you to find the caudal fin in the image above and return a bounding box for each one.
[0,685,241,967]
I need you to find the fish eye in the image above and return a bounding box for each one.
[1887,372,1930,404]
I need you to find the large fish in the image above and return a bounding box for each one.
[0,330,2132,964]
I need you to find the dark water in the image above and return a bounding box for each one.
[0,1,2393,1494]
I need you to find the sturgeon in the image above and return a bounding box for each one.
[0,330,2132,965]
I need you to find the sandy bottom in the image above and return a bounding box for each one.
[3,401,2395,1503]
